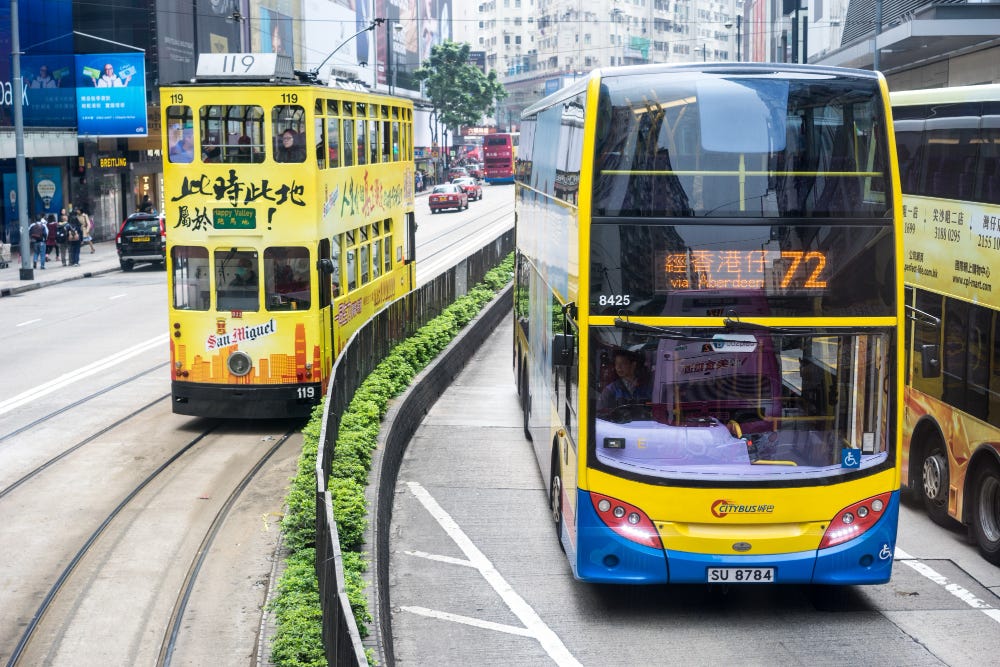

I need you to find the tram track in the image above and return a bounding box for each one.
[3,422,298,667]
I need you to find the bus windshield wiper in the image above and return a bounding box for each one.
[613,318,716,342]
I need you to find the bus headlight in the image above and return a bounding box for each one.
[227,351,253,377]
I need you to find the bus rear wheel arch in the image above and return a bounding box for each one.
[968,457,1000,565]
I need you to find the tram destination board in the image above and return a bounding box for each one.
[213,208,256,230]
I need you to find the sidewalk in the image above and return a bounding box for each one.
[0,240,122,298]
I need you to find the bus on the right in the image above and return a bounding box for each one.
[892,84,1000,565]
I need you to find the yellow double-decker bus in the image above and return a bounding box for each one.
[515,63,904,584]
[162,54,416,418]
[892,84,1000,565]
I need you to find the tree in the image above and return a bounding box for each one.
[414,41,507,168]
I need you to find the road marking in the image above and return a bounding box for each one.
[110,293,128,300]
[400,606,535,637]
[895,547,1000,623]
[0,334,168,416]
[406,481,581,666]
[16,319,41,327]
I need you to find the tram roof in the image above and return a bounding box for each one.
[175,53,376,95]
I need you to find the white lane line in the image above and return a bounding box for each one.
[406,481,581,666]
[404,549,478,568]
[400,606,536,637]
[16,319,41,327]
[895,547,1000,623]
[0,334,168,416]
[110,293,128,300]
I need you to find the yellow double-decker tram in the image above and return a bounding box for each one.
[162,54,416,418]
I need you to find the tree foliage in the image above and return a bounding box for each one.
[414,41,507,141]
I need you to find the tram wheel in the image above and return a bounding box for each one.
[969,459,1000,565]
[920,436,953,527]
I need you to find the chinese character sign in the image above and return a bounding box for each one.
[74,53,148,136]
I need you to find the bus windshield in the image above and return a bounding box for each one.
[590,327,894,482]
[592,71,892,218]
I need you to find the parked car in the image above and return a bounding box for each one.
[116,212,166,271]
[448,166,469,181]
[428,184,469,213]
[452,177,483,201]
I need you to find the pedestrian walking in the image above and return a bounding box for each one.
[56,213,70,265]
[79,209,95,253]
[45,214,58,260]
[29,214,48,269]
[66,213,83,266]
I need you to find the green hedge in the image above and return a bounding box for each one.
[271,254,514,666]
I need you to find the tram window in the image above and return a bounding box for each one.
[371,241,381,279]
[360,245,370,285]
[171,246,209,310]
[167,105,195,164]
[216,249,259,312]
[331,234,342,297]
[199,104,265,164]
[346,250,357,291]
[391,121,400,162]
[265,246,311,311]
[314,116,326,168]
[370,121,380,163]
[272,105,305,163]
[384,237,392,274]
[356,119,368,165]
[328,118,340,168]
[342,120,355,166]
[327,100,338,115]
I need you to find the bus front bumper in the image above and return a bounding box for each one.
[574,489,899,585]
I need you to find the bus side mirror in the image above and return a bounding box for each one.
[317,258,334,274]
[921,344,940,378]
[552,333,574,367]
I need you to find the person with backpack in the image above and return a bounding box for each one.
[29,214,48,269]
[65,213,83,266]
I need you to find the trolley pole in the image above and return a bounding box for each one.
[10,0,32,279]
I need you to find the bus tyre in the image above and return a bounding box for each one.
[550,452,565,553]
[969,460,1000,565]
[920,440,953,527]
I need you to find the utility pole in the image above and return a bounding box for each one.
[10,0,32,279]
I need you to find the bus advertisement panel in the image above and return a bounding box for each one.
[892,84,1000,565]
[515,63,904,584]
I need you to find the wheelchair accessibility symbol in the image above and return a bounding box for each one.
[879,544,893,561]
[841,448,860,468]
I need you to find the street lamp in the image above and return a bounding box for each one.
[388,20,403,95]
[307,17,384,83]
[724,16,742,61]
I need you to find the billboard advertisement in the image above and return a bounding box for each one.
[75,53,148,137]
[32,165,64,217]
[0,0,74,128]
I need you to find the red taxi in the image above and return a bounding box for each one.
[452,177,483,201]
[428,184,469,213]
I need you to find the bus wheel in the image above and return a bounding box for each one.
[969,460,1000,565]
[550,453,565,552]
[920,439,952,527]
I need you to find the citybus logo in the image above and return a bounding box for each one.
[711,499,775,518]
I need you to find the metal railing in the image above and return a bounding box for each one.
[314,229,514,665]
